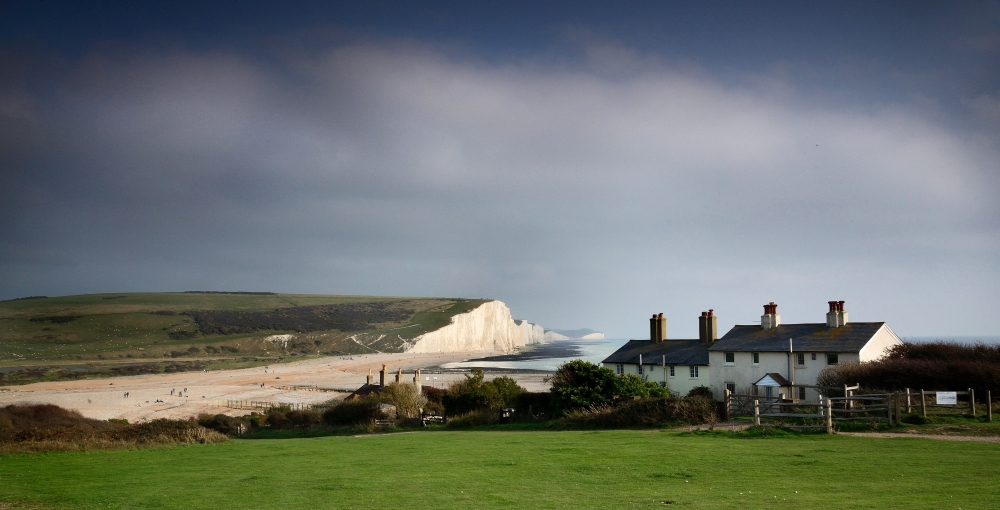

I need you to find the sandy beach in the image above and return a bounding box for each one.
[0,351,553,422]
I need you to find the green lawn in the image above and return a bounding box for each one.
[1,430,996,509]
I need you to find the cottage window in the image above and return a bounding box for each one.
[689,366,699,378]
[827,353,839,365]
[638,365,643,375]
[752,352,759,365]
[616,364,623,375]
[725,382,736,394]
[765,386,773,397]
[811,353,816,360]
[669,366,675,377]
[796,352,805,366]
[798,386,806,400]
[725,352,735,365]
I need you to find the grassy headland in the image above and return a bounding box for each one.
[0,293,486,384]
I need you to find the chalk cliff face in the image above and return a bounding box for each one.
[514,320,546,344]
[407,300,526,353]
[543,329,605,341]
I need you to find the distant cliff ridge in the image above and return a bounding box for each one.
[544,328,605,341]
[406,300,526,353]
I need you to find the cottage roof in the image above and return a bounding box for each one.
[755,373,791,387]
[602,339,710,366]
[708,322,885,353]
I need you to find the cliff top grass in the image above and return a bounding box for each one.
[1,428,997,508]
[0,293,488,380]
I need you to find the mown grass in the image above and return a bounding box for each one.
[1,429,997,509]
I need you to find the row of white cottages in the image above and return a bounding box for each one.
[600,301,901,402]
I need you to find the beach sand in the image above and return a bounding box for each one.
[0,351,553,422]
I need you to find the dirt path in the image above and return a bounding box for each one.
[840,432,1000,443]
[0,351,552,422]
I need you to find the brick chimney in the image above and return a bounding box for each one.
[761,302,781,330]
[379,364,386,387]
[826,300,848,328]
[649,313,667,343]
[698,310,718,343]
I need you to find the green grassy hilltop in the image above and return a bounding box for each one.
[1,429,996,509]
[0,292,486,383]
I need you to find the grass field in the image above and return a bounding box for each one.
[0,293,486,382]
[0,429,997,509]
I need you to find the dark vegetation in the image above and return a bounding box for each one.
[0,296,48,302]
[818,341,1000,398]
[28,315,83,324]
[188,302,416,335]
[183,291,276,295]
[0,360,219,385]
[0,404,227,452]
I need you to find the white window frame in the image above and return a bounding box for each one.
[669,366,675,377]
[638,364,643,375]
[798,386,806,400]
[796,352,805,366]
[827,353,839,365]
[689,366,699,378]
[616,364,623,375]
[725,382,736,394]
[724,352,735,365]
[752,352,759,365]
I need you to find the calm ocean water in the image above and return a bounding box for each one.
[437,336,1000,373]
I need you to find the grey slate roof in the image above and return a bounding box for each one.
[708,322,886,353]
[602,339,710,366]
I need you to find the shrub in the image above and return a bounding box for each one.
[376,382,428,418]
[446,410,498,428]
[686,386,714,399]
[422,387,446,415]
[549,360,618,411]
[562,395,718,428]
[198,414,248,435]
[323,399,380,426]
[513,392,553,417]
[442,369,525,415]
[817,341,1000,398]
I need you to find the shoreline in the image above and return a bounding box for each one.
[0,351,554,422]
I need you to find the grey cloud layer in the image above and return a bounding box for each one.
[2,39,997,336]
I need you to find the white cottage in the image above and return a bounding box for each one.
[707,301,901,402]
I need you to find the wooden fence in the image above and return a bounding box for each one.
[899,388,993,421]
[217,400,332,412]
[725,389,896,433]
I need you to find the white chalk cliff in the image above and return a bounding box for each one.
[406,300,526,353]
[514,319,546,344]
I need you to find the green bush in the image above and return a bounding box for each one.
[197,414,248,435]
[562,396,718,428]
[376,382,427,418]
[446,410,498,428]
[262,407,322,429]
[549,360,618,411]
[513,392,553,417]
[442,369,525,415]
[323,400,380,426]
[686,386,713,399]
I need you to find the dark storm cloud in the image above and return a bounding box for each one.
[2,3,999,337]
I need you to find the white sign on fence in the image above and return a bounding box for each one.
[936,391,958,405]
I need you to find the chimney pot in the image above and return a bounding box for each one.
[708,309,714,316]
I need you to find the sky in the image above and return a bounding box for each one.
[2,1,999,338]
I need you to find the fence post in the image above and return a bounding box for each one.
[754,399,760,426]
[725,389,732,422]
[885,393,896,427]
[894,392,901,425]
[826,399,833,434]
[969,388,976,415]
[905,388,911,413]
[988,391,993,422]
[920,390,926,418]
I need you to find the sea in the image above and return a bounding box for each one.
[436,335,1000,374]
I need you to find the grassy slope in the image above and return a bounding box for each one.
[0,293,487,370]
[0,430,996,509]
